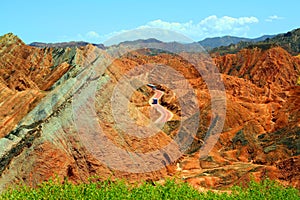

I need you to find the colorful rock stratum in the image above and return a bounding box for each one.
[0,32,299,192]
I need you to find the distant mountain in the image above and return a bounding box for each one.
[264,28,300,54]
[29,41,105,49]
[211,28,300,55]
[29,28,300,56]
[118,38,163,46]
[198,35,275,49]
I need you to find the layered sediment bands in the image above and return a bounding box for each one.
[0,39,178,190]
[0,35,111,188]
[0,34,299,191]
[0,33,78,138]
[180,47,300,189]
[214,47,300,90]
[0,34,73,92]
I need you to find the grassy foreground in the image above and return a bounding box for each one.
[0,178,299,200]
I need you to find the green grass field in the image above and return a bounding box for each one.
[0,178,299,200]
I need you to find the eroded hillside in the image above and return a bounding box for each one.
[0,34,299,191]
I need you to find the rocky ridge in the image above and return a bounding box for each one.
[0,33,299,191]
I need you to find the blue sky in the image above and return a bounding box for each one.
[1,0,299,43]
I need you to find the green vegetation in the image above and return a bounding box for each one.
[0,178,299,200]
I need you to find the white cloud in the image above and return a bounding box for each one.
[86,31,100,39]
[68,31,103,43]
[138,15,259,40]
[67,15,260,43]
[265,15,284,22]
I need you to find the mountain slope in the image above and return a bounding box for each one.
[0,33,79,138]
[211,28,300,55]
[0,32,299,191]
[199,35,275,49]
[29,41,105,49]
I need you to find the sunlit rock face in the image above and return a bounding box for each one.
[0,34,299,191]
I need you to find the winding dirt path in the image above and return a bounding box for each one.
[149,89,174,123]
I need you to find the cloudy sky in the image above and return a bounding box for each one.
[1,0,299,43]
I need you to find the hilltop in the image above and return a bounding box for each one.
[211,28,300,55]
[29,41,105,49]
[198,35,275,49]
